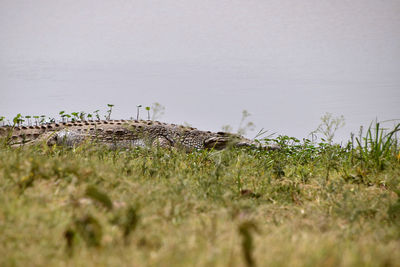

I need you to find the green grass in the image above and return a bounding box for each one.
[0,122,400,267]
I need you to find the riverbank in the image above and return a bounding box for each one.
[0,129,399,266]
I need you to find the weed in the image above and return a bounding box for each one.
[106,104,114,120]
[145,106,151,120]
[71,112,79,121]
[237,110,255,136]
[136,105,142,120]
[355,121,400,170]
[12,113,24,126]
[151,102,165,120]
[311,112,345,143]
[93,109,100,120]
[40,115,46,124]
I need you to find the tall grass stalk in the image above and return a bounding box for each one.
[355,121,400,170]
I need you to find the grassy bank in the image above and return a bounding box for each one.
[0,124,399,266]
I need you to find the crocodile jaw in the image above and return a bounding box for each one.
[203,136,231,150]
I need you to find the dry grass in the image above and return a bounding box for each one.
[0,137,399,266]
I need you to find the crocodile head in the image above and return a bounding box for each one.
[204,132,280,150]
[203,136,235,150]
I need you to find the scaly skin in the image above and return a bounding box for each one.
[0,120,280,151]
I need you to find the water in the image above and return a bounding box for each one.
[1,0,399,143]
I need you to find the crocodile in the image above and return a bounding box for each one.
[0,120,280,151]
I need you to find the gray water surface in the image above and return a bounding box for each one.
[1,0,399,142]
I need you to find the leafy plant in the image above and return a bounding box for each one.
[71,112,82,122]
[79,112,86,121]
[25,115,31,125]
[93,110,100,120]
[136,105,142,120]
[355,121,400,170]
[33,115,39,125]
[13,113,24,126]
[145,106,151,120]
[40,115,46,124]
[106,104,114,120]
[311,112,345,144]
[59,111,69,122]
[237,110,255,136]
[151,102,165,120]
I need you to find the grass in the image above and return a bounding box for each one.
[0,121,399,266]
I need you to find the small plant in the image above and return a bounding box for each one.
[253,128,275,141]
[151,102,165,120]
[355,120,400,170]
[71,112,79,122]
[13,113,24,126]
[0,116,5,126]
[237,110,255,136]
[93,110,100,120]
[79,112,86,121]
[145,106,151,120]
[136,105,142,120]
[40,115,46,124]
[106,104,114,120]
[63,114,71,122]
[221,124,233,133]
[311,113,345,144]
[25,115,31,125]
[221,110,256,135]
[59,111,66,122]
[32,115,39,125]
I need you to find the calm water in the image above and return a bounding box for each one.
[1,0,399,142]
